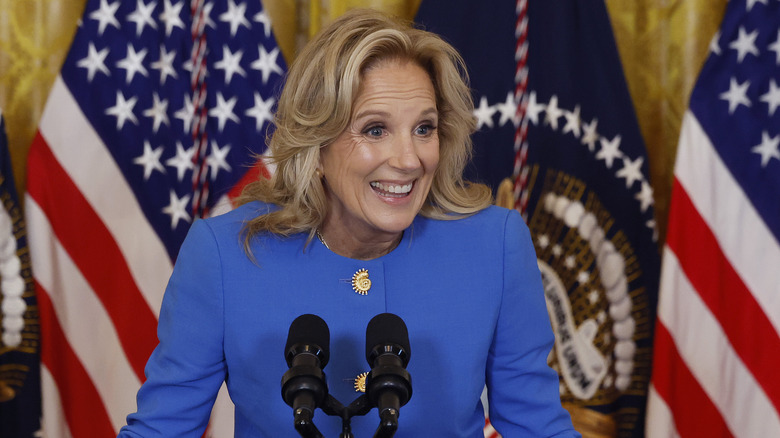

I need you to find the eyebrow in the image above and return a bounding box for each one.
[354,107,439,121]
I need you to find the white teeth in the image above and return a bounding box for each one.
[371,181,413,194]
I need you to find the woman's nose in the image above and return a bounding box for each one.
[388,134,421,170]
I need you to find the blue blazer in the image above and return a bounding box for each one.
[120,202,579,437]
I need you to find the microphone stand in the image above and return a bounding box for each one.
[289,390,400,438]
[320,393,371,438]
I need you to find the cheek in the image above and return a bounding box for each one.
[321,141,368,181]
[421,142,440,171]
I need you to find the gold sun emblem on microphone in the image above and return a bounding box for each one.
[352,269,371,295]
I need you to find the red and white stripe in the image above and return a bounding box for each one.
[26,77,171,436]
[512,0,530,217]
[646,112,780,437]
[190,0,211,217]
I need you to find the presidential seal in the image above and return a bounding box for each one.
[519,170,655,436]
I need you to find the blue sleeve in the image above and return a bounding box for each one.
[486,210,580,437]
[118,220,226,437]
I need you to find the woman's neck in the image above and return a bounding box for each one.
[317,226,403,260]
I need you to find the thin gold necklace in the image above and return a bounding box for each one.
[316,229,331,250]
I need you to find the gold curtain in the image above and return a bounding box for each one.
[0,0,86,198]
[604,0,728,243]
[0,0,726,247]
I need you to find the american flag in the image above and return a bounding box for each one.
[24,0,285,436]
[416,1,660,436]
[645,0,780,436]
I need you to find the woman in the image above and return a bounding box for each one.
[120,8,579,438]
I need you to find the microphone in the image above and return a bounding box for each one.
[281,314,330,436]
[364,313,412,436]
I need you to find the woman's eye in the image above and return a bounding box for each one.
[364,126,384,137]
[416,124,436,136]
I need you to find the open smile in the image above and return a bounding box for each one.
[370,181,414,198]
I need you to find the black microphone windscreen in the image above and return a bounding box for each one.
[285,314,330,362]
[365,313,410,363]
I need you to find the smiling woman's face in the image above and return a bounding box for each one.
[319,59,439,244]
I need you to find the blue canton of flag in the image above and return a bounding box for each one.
[63,0,285,259]
[693,0,780,232]
[0,111,40,438]
[416,1,660,437]
[25,0,286,435]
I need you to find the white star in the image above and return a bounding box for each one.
[174,94,195,134]
[635,180,654,213]
[544,95,563,130]
[207,141,232,180]
[89,0,120,35]
[215,45,246,85]
[209,92,240,132]
[709,30,722,55]
[159,0,185,37]
[751,131,780,167]
[581,118,599,152]
[525,91,545,125]
[552,244,563,257]
[116,44,149,84]
[105,91,139,129]
[220,0,250,37]
[578,271,591,285]
[473,96,496,129]
[201,2,217,29]
[719,77,751,114]
[142,92,170,133]
[562,105,581,138]
[729,26,759,63]
[151,45,178,84]
[254,9,272,38]
[245,92,275,131]
[769,30,780,65]
[615,156,644,189]
[646,219,658,241]
[596,135,623,168]
[746,0,768,11]
[165,141,195,181]
[77,43,110,82]
[588,289,599,305]
[162,190,192,229]
[496,92,517,127]
[760,79,780,116]
[250,45,284,84]
[564,255,576,269]
[127,0,157,37]
[133,140,166,180]
[182,56,194,74]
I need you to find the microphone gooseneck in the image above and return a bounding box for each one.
[281,314,330,438]
[364,313,412,437]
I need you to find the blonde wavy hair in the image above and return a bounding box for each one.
[238,8,492,248]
